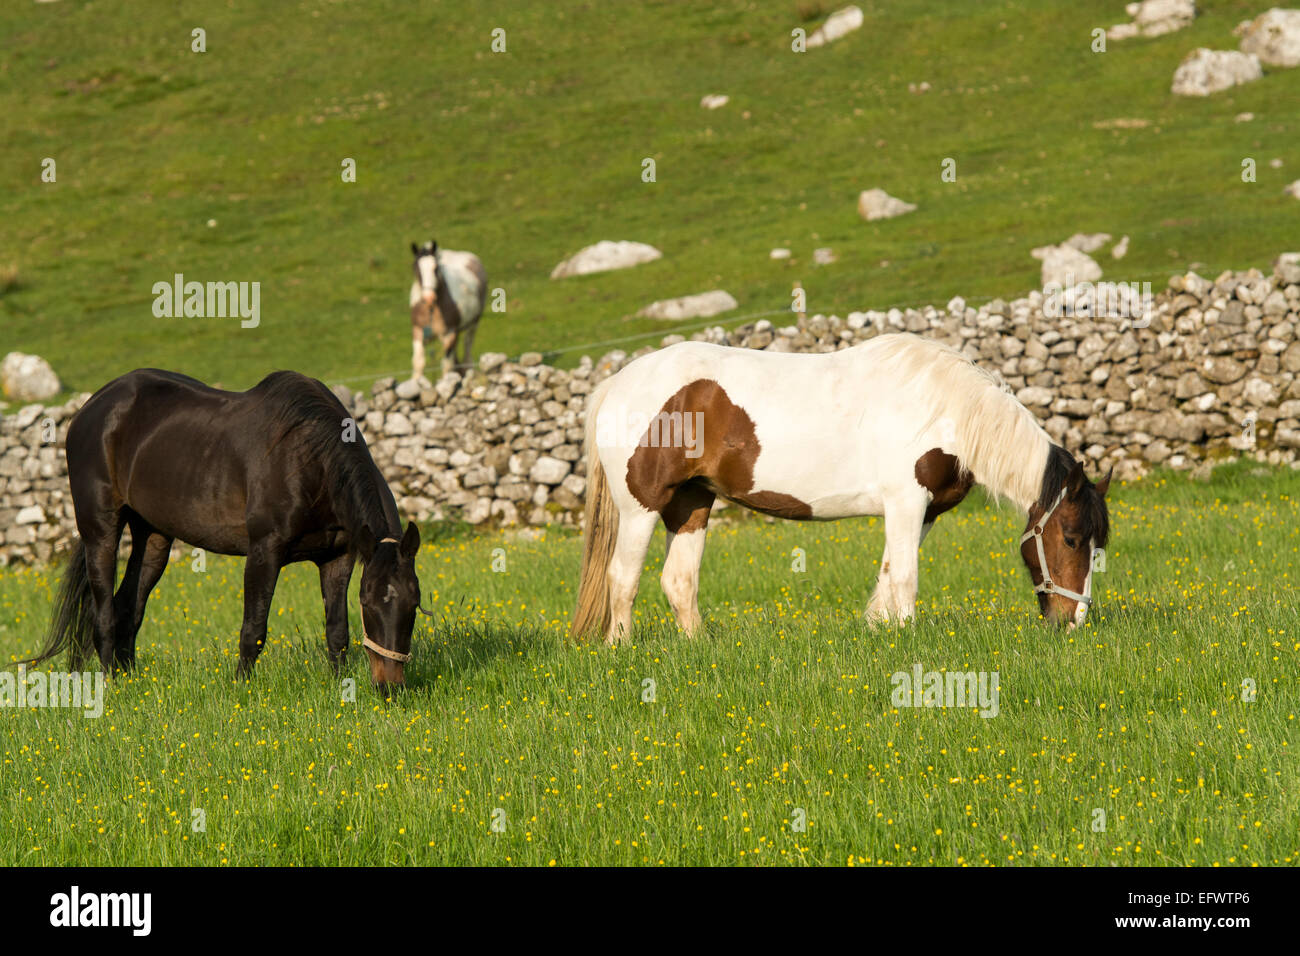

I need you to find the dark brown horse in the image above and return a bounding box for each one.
[25,369,422,692]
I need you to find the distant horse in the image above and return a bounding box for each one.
[572,334,1110,645]
[25,369,423,692]
[410,240,487,380]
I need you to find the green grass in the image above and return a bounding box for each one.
[2,461,1295,865]
[2,0,1299,397]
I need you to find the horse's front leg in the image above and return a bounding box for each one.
[318,551,355,674]
[865,543,893,623]
[411,328,427,382]
[878,495,929,623]
[440,330,457,379]
[235,540,285,679]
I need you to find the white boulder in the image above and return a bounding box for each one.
[858,188,917,221]
[1033,244,1103,289]
[806,5,864,49]
[636,290,738,321]
[551,240,663,279]
[1239,8,1300,68]
[2,352,60,402]
[1171,48,1263,96]
[1108,0,1196,39]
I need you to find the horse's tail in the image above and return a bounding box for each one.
[23,538,97,669]
[571,378,619,641]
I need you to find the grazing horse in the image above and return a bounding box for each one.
[410,240,487,380]
[25,369,422,692]
[571,334,1110,645]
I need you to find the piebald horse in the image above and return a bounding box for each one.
[25,369,422,693]
[410,240,487,380]
[572,334,1110,644]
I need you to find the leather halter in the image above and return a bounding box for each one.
[1020,489,1092,607]
[361,537,413,663]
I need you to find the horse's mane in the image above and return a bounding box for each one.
[253,371,394,540]
[1038,444,1110,547]
[863,334,1051,510]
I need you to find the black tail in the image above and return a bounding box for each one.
[23,539,96,669]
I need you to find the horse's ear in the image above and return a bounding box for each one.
[1066,459,1086,498]
[1095,467,1113,498]
[400,520,420,561]
[410,242,419,257]
[430,240,438,254]
[355,525,376,562]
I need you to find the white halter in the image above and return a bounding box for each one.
[1020,488,1092,607]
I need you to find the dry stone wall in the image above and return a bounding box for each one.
[4,254,1299,565]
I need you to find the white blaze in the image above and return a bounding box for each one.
[417,255,437,293]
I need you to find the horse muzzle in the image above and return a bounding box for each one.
[363,634,409,691]
[366,650,405,691]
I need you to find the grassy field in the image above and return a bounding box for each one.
[1,460,1295,866]
[3,0,1299,398]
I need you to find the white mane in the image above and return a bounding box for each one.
[864,334,1050,511]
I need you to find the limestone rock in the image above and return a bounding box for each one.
[1108,0,1196,40]
[636,291,738,321]
[806,5,864,49]
[2,353,60,402]
[1238,8,1300,68]
[857,188,917,221]
[1171,49,1262,96]
[551,241,663,279]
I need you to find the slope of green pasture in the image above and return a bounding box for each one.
[2,0,1298,397]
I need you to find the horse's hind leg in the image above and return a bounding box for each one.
[113,518,172,669]
[605,509,658,646]
[77,510,124,672]
[459,318,478,370]
[660,483,715,636]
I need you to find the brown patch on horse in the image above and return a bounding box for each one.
[627,380,813,521]
[914,448,973,523]
[662,481,716,534]
[411,299,437,334]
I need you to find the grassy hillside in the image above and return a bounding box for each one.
[2,0,1297,397]
[2,462,1295,865]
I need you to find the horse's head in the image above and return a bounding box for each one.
[1020,458,1110,629]
[411,240,439,306]
[355,521,422,693]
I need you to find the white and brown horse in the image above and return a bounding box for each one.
[571,334,1110,644]
[410,240,487,380]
